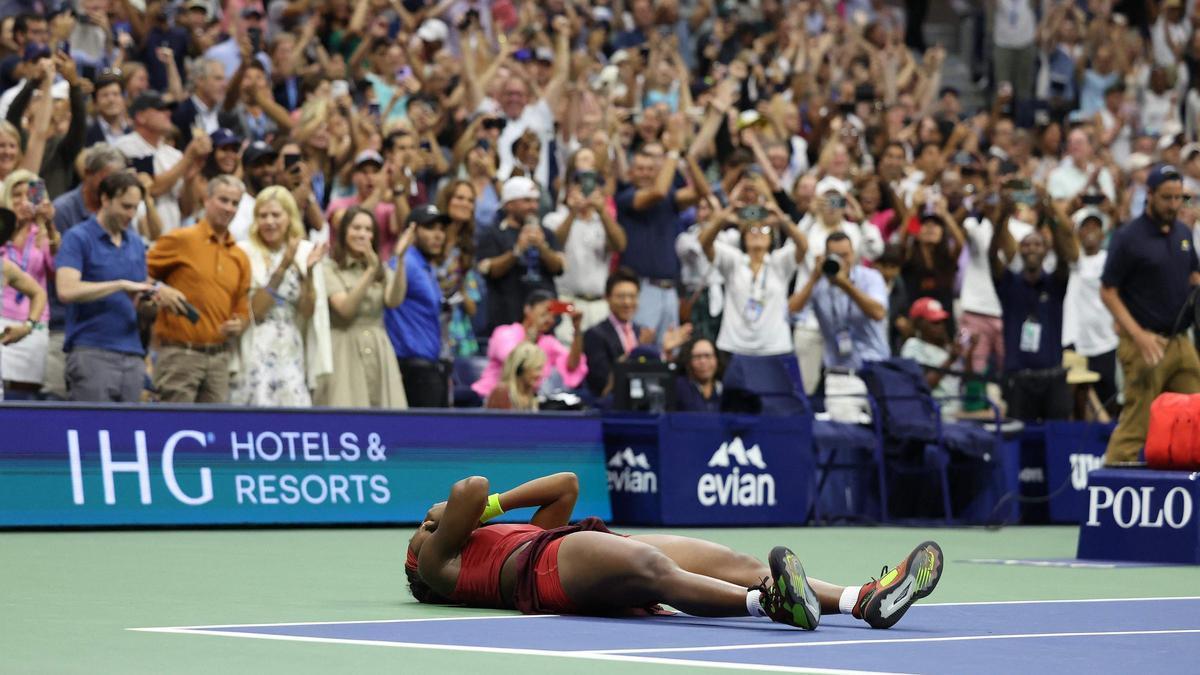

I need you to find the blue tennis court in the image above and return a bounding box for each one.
[134,596,1200,674]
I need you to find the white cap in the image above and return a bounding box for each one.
[815,176,850,197]
[501,176,540,204]
[1128,152,1153,172]
[417,18,449,43]
[1183,143,1200,162]
[1071,207,1110,231]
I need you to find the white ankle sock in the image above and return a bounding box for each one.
[839,585,862,615]
[746,589,767,617]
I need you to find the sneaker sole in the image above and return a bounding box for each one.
[864,541,943,629]
[768,546,821,631]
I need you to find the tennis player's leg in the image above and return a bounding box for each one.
[631,533,844,615]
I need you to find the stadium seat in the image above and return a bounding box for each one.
[723,354,888,523]
[452,355,489,408]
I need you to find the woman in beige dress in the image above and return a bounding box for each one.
[315,206,413,408]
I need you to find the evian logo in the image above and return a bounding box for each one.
[697,437,776,507]
[608,448,657,494]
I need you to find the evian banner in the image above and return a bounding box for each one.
[0,404,610,527]
[603,412,812,526]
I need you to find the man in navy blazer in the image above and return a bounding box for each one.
[584,267,691,396]
[171,58,239,148]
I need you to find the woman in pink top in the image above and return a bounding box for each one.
[471,289,588,401]
[1,170,58,397]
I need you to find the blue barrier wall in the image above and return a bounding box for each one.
[0,404,610,527]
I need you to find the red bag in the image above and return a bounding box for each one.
[1145,393,1200,470]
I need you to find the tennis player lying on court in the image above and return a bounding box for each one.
[405,472,942,630]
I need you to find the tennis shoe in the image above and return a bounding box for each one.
[853,540,943,629]
[755,546,821,630]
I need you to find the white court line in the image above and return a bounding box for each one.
[919,595,1200,607]
[128,627,911,675]
[587,628,1200,656]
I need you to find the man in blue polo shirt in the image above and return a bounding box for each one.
[385,205,450,408]
[1101,164,1200,464]
[54,172,187,402]
[989,196,1079,422]
[615,134,702,345]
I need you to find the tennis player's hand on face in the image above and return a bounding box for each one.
[425,501,447,527]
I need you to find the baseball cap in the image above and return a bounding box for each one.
[909,297,950,322]
[185,0,210,13]
[242,140,278,166]
[1147,164,1183,192]
[417,18,449,43]
[128,90,173,116]
[210,127,241,148]
[501,176,540,204]
[1128,152,1153,172]
[1072,207,1110,231]
[354,149,385,169]
[1184,143,1200,163]
[407,205,450,228]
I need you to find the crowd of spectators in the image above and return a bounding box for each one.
[0,0,1198,428]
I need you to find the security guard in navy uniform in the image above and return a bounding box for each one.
[1100,164,1200,464]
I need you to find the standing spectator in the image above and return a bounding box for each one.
[172,58,239,148]
[875,244,910,356]
[435,180,482,359]
[700,200,807,358]
[790,232,890,372]
[115,91,211,235]
[1101,165,1200,464]
[675,337,723,413]
[5,51,86,199]
[545,149,627,343]
[317,206,410,409]
[325,150,403,259]
[83,72,133,148]
[472,289,588,402]
[992,0,1038,124]
[232,187,329,407]
[0,205,46,386]
[1064,207,1119,413]
[615,124,702,343]
[0,169,56,398]
[385,205,452,408]
[477,176,564,333]
[676,195,735,343]
[1047,129,1117,204]
[484,341,544,412]
[582,267,691,399]
[989,196,1079,422]
[900,201,965,333]
[147,175,252,403]
[55,172,186,402]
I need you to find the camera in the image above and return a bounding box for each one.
[822,253,844,277]
[576,170,599,196]
[737,205,767,221]
[1081,192,1105,206]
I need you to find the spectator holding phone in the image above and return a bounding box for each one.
[325,150,404,259]
[545,148,627,343]
[384,205,453,408]
[900,193,965,334]
[275,141,326,240]
[472,289,587,402]
[231,187,329,407]
[5,49,86,200]
[147,174,252,403]
[55,172,188,402]
[0,171,53,398]
[701,196,807,358]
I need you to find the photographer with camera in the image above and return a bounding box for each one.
[700,189,806,358]
[789,232,889,373]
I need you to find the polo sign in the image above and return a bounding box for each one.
[1077,469,1200,564]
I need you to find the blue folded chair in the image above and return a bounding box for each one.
[859,358,1003,523]
[723,354,887,523]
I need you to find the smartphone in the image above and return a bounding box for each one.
[57,40,70,54]
[26,179,46,205]
[514,48,532,62]
[131,155,155,177]
[576,170,599,196]
[283,153,302,173]
[475,138,491,152]
[180,300,201,324]
[737,204,767,221]
[419,141,432,152]
[396,65,413,82]
[368,102,381,118]
[247,27,262,53]
[826,194,847,209]
[547,300,576,315]
[1081,193,1105,206]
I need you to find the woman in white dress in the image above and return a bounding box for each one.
[231,186,330,406]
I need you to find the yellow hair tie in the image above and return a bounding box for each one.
[480,493,505,523]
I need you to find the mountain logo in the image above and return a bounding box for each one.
[608,447,657,494]
[698,437,775,507]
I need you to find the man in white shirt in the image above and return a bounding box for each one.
[1047,129,1117,204]
[114,91,211,235]
[1064,207,1118,410]
[992,0,1038,105]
